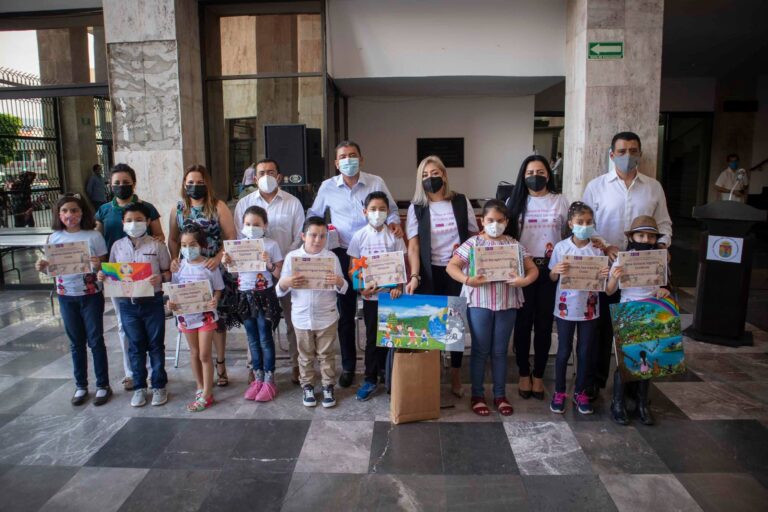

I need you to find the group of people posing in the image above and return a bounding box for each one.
[37,130,672,426]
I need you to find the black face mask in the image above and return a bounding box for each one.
[422,176,444,194]
[112,184,133,200]
[185,184,207,200]
[626,241,657,251]
[525,175,548,192]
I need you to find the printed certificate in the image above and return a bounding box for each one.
[617,249,668,289]
[163,280,213,315]
[291,256,336,290]
[224,239,266,272]
[560,254,609,292]
[44,241,91,276]
[362,251,407,288]
[469,244,523,282]
[102,262,154,298]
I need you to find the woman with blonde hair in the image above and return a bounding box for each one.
[169,164,236,385]
[405,156,478,396]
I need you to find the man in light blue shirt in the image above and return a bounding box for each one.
[308,140,403,387]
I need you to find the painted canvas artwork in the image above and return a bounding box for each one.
[610,297,686,382]
[376,294,467,352]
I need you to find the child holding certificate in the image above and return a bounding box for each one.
[35,194,111,406]
[446,199,539,417]
[605,215,670,426]
[346,191,407,401]
[223,205,283,403]
[169,225,225,412]
[548,202,610,415]
[98,203,171,408]
[277,217,348,408]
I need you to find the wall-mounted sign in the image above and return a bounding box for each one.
[588,41,624,60]
[706,236,743,264]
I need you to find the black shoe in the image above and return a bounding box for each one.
[71,389,88,406]
[636,380,655,426]
[339,371,354,388]
[585,383,599,402]
[610,372,629,425]
[93,386,112,406]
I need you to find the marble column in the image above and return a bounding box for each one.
[103,0,205,222]
[563,0,664,201]
[297,14,323,131]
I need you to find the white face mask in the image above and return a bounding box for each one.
[484,221,506,238]
[367,211,387,228]
[123,221,147,238]
[242,226,265,239]
[257,175,278,194]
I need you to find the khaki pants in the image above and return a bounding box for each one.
[296,321,338,387]
[279,295,298,367]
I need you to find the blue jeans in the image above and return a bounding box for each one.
[58,293,109,389]
[244,312,275,372]
[468,307,517,398]
[555,317,598,394]
[118,293,168,390]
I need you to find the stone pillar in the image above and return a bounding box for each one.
[297,14,323,131]
[563,0,664,201]
[37,27,97,199]
[104,0,205,222]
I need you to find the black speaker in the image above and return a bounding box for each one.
[264,124,323,186]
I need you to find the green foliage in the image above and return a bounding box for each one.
[0,113,22,165]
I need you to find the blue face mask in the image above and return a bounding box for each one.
[728,161,739,170]
[180,246,201,260]
[338,157,360,177]
[572,224,596,240]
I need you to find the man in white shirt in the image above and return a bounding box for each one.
[581,131,673,396]
[234,159,305,383]
[715,153,749,203]
[308,140,402,387]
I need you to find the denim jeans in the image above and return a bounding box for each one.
[555,317,598,394]
[244,311,275,372]
[468,307,517,398]
[118,293,168,390]
[58,293,109,389]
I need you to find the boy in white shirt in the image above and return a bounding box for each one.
[277,217,348,408]
[347,191,407,401]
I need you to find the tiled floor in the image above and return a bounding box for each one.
[0,291,767,511]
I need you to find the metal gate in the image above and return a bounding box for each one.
[0,67,63,228]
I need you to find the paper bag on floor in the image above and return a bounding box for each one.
[390,349,440,424]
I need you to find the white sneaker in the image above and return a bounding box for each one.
[151,388,168,406]
[131,389,147,407]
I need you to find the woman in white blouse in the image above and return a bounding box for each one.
[405,155,479,397]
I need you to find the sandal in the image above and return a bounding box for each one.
[187,394,214,412]
[471,396,491,417]
[216,359,229,387]
[494,397,514,416]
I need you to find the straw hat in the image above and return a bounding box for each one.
[624,215,660,237]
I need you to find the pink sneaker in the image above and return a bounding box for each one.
[244,380,262,401]
[254,381,278,402]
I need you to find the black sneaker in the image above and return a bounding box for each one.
[93,386,112,406]
[339,371,354,388]
[322,385,336,408]
[71,388,88,406]
[302,385,317,407]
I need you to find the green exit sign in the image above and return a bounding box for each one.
[588,41,624,60]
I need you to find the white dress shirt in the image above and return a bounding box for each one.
[582,170,672,249]
[234,188,305,257]
[308,172,400,248]
[276,246,349,330]
[110,235,171,293]
[715,168,749,203]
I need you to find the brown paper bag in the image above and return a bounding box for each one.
[390,349,440,424]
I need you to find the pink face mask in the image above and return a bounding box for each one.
[59,212,82,228]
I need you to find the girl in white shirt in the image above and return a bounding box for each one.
[169,225,224,412]
[506,155,569,401]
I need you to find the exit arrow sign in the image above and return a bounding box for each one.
[588,41,624,60]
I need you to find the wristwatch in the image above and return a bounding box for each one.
[410,274,421,282]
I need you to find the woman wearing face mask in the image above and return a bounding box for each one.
[95,163,165,392]
[405,155,479,397]
[505,155,569,400]
[169,164,236,386]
